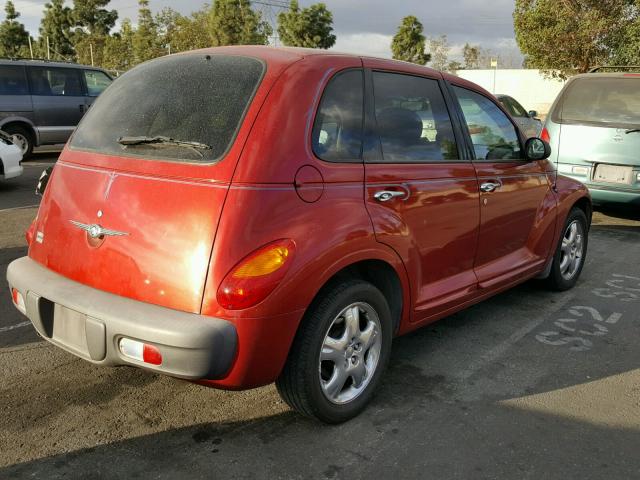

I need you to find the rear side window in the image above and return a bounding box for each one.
[0,65,28,95]
[312,70,364,162]
[371,72,458,163]
[28,67,84,96]
[454,86,521,161]
[84,70,112,96]
[553,77,640,128]
[71,55,265,162]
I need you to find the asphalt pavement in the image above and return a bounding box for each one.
[1,156,639,479]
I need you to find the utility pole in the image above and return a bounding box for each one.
[491,58,498,93]
[27,36,34,59]
[46,36,50,60]
[90,43,94,66]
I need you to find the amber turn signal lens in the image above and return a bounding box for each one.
[217,239,296,310]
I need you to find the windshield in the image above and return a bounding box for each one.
[70,54,265,162]
[555,77,640,129]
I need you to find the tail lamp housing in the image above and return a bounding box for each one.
[540,127,550,143]
[217,239,296,310]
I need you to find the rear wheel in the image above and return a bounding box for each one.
[3,125,34,158]
[276,280,392,423]
[546,208,588,291]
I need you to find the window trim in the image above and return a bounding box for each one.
[310,67,366,164]
[449,83,526,163]
[365,69,468,165]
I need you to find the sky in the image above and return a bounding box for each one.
[10,0,523,64]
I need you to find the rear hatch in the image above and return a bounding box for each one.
[555,75,640,189]
[28,53,267,313]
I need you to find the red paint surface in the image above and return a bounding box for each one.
[30,46,591,390]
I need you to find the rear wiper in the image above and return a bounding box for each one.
[117,136,212,157]
[625,129,640,134]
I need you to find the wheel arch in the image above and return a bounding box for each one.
[0,117,39,145]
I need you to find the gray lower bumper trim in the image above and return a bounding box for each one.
[7,256,237,380]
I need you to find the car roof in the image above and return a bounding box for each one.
[0,58,106,70]
[571,72,640,80]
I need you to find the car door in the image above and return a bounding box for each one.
[27,66,87,144]
[363,63,481,323]
[451,85,556,289]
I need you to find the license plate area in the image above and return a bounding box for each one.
[593,164,634,185]
[49,303,90,357]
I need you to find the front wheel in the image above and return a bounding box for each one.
[276,280,393,423]
[546,207,589,291]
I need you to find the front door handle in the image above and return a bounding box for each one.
[480,181,502,193]
[374,190,409,202]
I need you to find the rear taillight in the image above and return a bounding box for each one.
[119,338,163,365]
[540,127,550,143]
[217,239,296,310]
[11,288,26,314]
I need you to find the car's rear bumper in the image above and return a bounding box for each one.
[7,256,237,380]
[561,173,640,206]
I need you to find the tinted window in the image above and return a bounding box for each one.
[71,55,265,162]
[372,72,458,163]
[28,67,83,96]
[509,97,528,117]
[0,65,28,95]
[312,70,363,162]
[554,77,640,128]
[454,87,521,161]
[84,70,112,96]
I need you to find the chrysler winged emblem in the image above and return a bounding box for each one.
[70,220,129,239]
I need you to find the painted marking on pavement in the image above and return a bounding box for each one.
[0,321,31,333]
[0,204,39,213]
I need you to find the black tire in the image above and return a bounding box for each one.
[3,124,34,158]
[276,279,393,424]
[546,207,589,291]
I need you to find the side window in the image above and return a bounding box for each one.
[506,97,528,117]
[0,65,28,95]
[84,70,112,96]
[28,67,83,96]
[312,69,363,162]
[371,72,458,163]
[453,87,521,161]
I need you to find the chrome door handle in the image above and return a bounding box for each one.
[480,181,501,193]
[374,190,408,202]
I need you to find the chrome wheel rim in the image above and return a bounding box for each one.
[10,133,28,155]
[319,302,382,405]
[559,220,584,280]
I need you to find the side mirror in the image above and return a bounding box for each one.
[35,166,53,196]
[528,110,538,118]
[524,137,551,161]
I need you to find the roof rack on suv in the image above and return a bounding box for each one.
[0,57,77,65]
[589,65,640,73]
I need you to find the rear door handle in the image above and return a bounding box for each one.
[79,104,85,113]
[480,181,502,193]
[374,189,409,202]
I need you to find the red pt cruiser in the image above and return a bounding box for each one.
[7,47,591,423]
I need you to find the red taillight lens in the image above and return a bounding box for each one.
[119,338,163,366]
[540,127,550,143]
[217,239,296,310]
[11,288,26,314]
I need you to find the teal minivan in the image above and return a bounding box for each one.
[543,71,640,206]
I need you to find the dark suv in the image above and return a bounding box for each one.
[0,59,113,157]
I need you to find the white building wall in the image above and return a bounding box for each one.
[456,69,566,116]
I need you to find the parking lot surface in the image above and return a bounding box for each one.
[1,156,639,479]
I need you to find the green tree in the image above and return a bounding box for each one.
[391,15,430,65]
[102,18,134,71]
[0,1,30,57]
[514,0,639,79]
[277,0,336,49]
[462,43,480,69]
[156,7,211,53]
[39,0,75,60]
[208,0,272,46]
[132,0,161,63]
[72,0,117,36]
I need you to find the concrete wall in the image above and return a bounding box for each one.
[456,69,566,116]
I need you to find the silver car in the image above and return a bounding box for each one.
[496,94,542,139]
[0,59,112,158]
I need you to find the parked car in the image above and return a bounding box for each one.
[496,94,542,139]
[0,59,113,158]
[543,70,640,207]
[7,47,591,423]
[0,129,22,179]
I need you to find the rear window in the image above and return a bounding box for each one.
[70,54,265,162]
[0,65,28,95]
[554,77,640,128]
